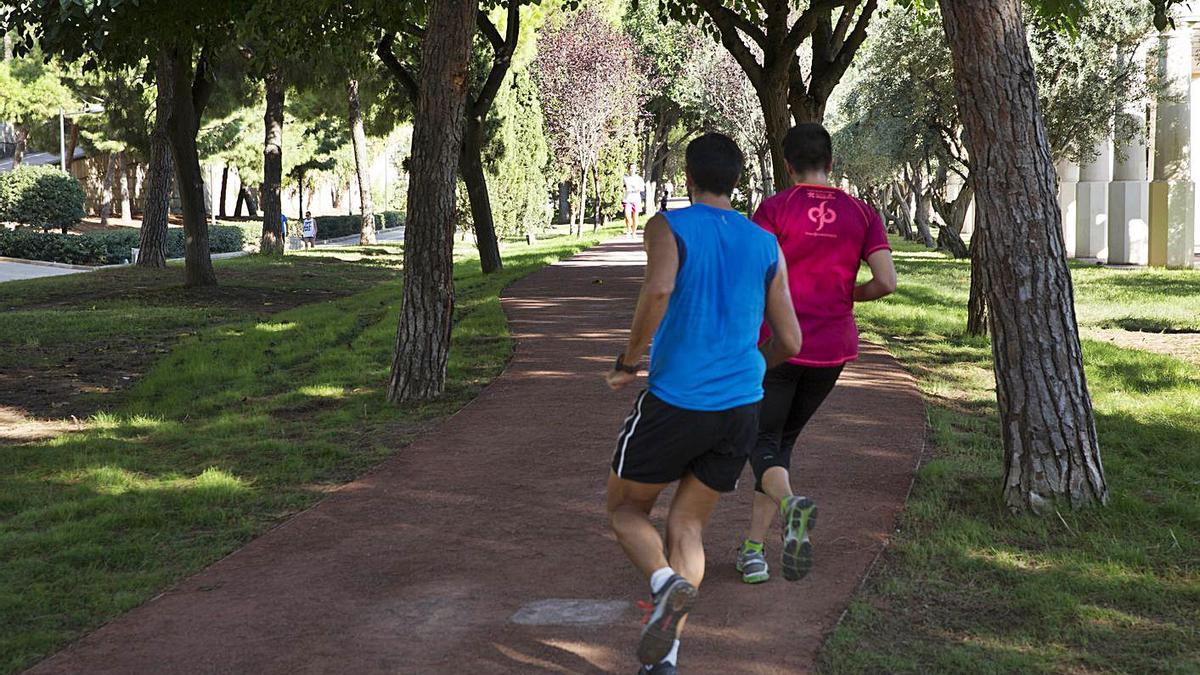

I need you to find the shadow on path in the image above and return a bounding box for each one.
[28,240,926,675]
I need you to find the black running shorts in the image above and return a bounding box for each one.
[751,363,844,492]
[611,390,758,493]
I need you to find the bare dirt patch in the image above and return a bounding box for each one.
[1086,328,1200,366]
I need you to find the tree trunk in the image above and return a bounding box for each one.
[234,186,245,218]
[261,65,286,255]
[218,164,229,218]
[939,0,1107,513]
[118,152,134,224]
[937,223,970,258]
[758,68,794,192]
[909,165,935,248]
[348,78,378,246]
[246,185,260,216]
[577,166,588,237]
[386,0,476,403]
[65,121,79,170]
[99,153,117,227]
[459,118,502,272]
[966,236,988,336]
[591,164,602,231]
[12,126,27,168]
[3,33,11,61]
[164,44,216,287]
[138,48,174,269]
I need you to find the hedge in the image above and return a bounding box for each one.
[0,166,86,233]
[311,211,403,240]
[0,225,249,266]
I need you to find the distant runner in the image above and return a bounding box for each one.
[734,123,897,585]
[623,164,646,236]
[605,133,802,674]
[301,211,317,249]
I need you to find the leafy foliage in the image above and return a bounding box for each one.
[0,166,86,233]
[0,225,251,265]
[485,70,551,237]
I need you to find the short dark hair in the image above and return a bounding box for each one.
[783,123,833,174]
[686,133,744,196]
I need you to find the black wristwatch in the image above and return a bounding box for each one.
[614,353,641,375]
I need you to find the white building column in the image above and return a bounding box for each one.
[1149,24,1196,268]
[1076,139,1112,258]
[1057,159,1079,258]
[1108,106,1150,264]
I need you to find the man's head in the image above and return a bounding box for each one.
[305,211,311,218]
[783,123,833,178]
[685,133,744,197]
[627,163,636,175]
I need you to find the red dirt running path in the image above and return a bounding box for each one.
[29,240,925,674]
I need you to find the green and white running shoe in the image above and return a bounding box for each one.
[734,540,769,584]
[780,496,818,581]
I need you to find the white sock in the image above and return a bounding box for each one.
[649,566,676,595]
[661,639,680,665]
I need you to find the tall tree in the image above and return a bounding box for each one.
[347,78,377,245]
[5,1,255,287]
[666,0,877,189]
[0,49,72,168]
[261,66,286,254]
[938,0,1107,513]
[386,0,477,402]
[535,9,640,236]
[378,0,531,273]
[139,49,173,268]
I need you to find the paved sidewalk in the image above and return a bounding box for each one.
[28,240,925,674]
[0,260,91,282]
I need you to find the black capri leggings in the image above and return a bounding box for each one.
[751,362,844,493]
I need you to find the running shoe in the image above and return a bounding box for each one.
[734,541,770,584]
[781,496,818,581]
[637,662,677,674]
[636,575,697,665]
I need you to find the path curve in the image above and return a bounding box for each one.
[28,240,925,674]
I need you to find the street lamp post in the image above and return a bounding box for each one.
[58,103,104,172]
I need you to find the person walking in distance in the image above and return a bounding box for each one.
[301,211,317,249]
[734,123,897,585]
[605,133,802,674]
[623,163,646,236]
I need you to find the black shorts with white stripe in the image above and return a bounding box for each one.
[611,390,758,493]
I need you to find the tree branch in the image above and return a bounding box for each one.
[472,3,520,119]
[377,34,419,105]
[784,0,847,57]
[691,0,765,89]
[191,46,215,135]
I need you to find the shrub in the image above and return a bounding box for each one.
[0,166,86,233]
[0,228,107,265]
[311,211,404,240]
[83,225,248,264]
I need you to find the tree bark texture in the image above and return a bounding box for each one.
[234,187,245,218]
[261,66,286,256]
[165,44,216,287]
[460,119,501,271]
[933,184,972,258]
[760,69,794,193]
[939,0,1107,513]
[386,0,476,403]
[99,152,117,227]
[909,164,935,248]
[138,48,174,269]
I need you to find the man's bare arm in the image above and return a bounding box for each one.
[760,246,802,368]
[606,215,678,389]
[853,249,897,302]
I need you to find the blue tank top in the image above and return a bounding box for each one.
[648,203,780,411]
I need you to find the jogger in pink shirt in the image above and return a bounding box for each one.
[734,123,898,585]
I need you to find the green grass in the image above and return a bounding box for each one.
[819,240,1200,674]
[0,231,610,674]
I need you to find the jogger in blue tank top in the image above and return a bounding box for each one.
[603,133,803,674]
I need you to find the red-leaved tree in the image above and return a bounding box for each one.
[535,10,641,234]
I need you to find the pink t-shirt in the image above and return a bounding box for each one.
[754,184,891,367]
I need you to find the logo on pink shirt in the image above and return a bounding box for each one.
[808,201,837,231]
